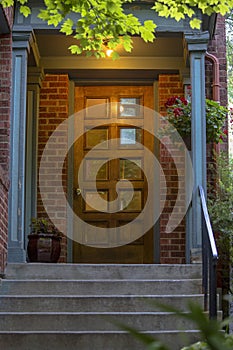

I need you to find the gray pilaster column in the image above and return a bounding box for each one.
[25,68,44,244]
[185,32,209,256]
[8,27,32,262]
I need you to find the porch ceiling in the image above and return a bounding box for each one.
[29,33,185,82]
[35,34,183,57]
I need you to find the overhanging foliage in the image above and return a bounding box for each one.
[1,0,233,57]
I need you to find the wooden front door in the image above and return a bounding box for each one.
[73,86,155,263]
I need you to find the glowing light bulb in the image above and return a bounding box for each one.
[106,48,113,57]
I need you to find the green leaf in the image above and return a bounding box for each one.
[113,321,168,349]
[37,9,50,21]
[69,45,82,54]
[190,18,202,29]
[60,18,74,35]
[122,35,133,52]
[111,51,120,60]
[218,3,231,15]
[144,20,157,31]
[18,0,28,4]
[139,26,155,42]
[153,3,170,18]
[86,51,93,57]
[19,5,31,17]
[0,0,14,6]
[106,1,119,14]
[185,7,195,17]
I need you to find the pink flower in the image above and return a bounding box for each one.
[165,96,188,108]
[165,96,179,108]
[179,97,188,105]
[173,107,183,116]
[220,129,228,140]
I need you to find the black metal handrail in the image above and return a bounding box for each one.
[199,185,218,319]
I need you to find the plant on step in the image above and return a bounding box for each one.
[27,217,63,263]
[30,217,62,236]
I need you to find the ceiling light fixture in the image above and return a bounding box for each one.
[106,48,114,57]
[103,39,114,58]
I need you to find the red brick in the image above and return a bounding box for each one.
[38,74,69,262]
[45,75,59,82]
[0,166,9,273]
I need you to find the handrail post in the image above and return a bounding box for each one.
[202,216,208,311]
[199,186,218,320]
[209,256,218,319]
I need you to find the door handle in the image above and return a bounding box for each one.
[75,188,82,196]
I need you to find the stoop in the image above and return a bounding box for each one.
[0,263,208,350]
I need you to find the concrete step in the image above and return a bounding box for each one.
[0,279,202,295]
[5,263,202,280]
[0,331,201,350]
[0,311,197,331]
[0,294,205,312]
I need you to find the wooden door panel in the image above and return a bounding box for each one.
[73,86,154,263]
[73,242,144,263]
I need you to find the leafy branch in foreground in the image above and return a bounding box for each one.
[116,301,233,350]
[1,0,233,57]
[116,322,169,350]
[157,302,231,350]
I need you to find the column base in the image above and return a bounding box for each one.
[7,245,26,263]
[190,248,202,264]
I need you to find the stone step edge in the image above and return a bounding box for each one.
[0,311,194,315]
[0,330,201,334]
[5,263,201,267]
[0,294,205,298]
[1,278,202,282]
[1,311,219,318]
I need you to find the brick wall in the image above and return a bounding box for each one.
[158,74,186,264]
[0,167,9,274]
[206,15,227,106]
[2,6,14,28]
[205,15,228,189]
[38,74,69,262]
[0,7,13,272]
[0,35,11,171]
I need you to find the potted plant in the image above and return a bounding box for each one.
[208,152,233,316]
[163,96,228,148]
[208,151,233,252]
[27,217,63,263]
